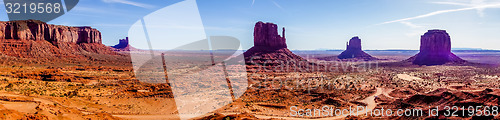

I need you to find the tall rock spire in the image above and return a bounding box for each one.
[282,27,285,38]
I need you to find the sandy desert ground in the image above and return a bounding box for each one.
[0,49,499,120]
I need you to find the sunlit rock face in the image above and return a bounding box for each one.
[411,30,466,65]
[0,20,101,45]
[337,36,375,60]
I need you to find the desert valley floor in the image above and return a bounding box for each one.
[0,49,499,119]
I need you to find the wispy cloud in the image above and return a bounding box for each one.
[401,21,426,37]
[431,1,470,6]
[102,0,154,9]
[271,0,284,10]
[251,0,255,6]
[377,3,500,25]
[431,0,492,17]
[400,21,423,28]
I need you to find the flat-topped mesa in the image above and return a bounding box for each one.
[411,29,465,65]
[337,36,375,60]
[419,30,451,55]
[0,20,102,45]
[253,21,287,49]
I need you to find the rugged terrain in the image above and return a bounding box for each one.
[0,20,499,120]
[0,20,175,119]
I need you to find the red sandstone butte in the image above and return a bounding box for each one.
[244,21,318,72]
[337,36,375,60]
[111,37,137,51]
[408,30,466,65]
[253,21,287,49]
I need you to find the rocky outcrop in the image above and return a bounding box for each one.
[111,37,136,51]
[112,37,129,49]
[0,20,101,46]
[0,20,126,65]
[337,36,376,60]
[407,30,466,65]
[346,36,362,51]
[253,21,287,49]
[244,21,320,72]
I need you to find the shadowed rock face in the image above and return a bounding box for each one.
[244,21,318,72]
[337,36,375,60]
[112,37,129,49]
[346,36,362,51]
[0,20,102,45]
[410,30,466,65]
[244,21,300,60]
[253,21,286,49]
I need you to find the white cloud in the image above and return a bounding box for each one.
[399,21,426,37]
[271,0,284,10]
[431,1,470,6]
[431,0,491,17]
[102,0,154,8]
[377,2,500,25]
[400,21,423,28]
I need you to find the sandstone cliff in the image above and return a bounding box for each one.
[244,21,321,72]
[0,20,101,46]
[407,30,466,65]
[253,21,287,49]
[0,20,125,65]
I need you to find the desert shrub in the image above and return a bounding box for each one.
[5,83,13,88]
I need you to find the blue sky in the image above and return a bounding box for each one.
[1,0,500,50]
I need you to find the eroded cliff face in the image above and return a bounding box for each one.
[410,30,465,65]
[346,36,362,51]
[0,20,101,45]
[419,30,451,56]
[244,21,322,72]
[337,36,375,60]
[253,21,286,49]
[0,20,123,65]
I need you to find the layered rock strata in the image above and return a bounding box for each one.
[0,20,101,46]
